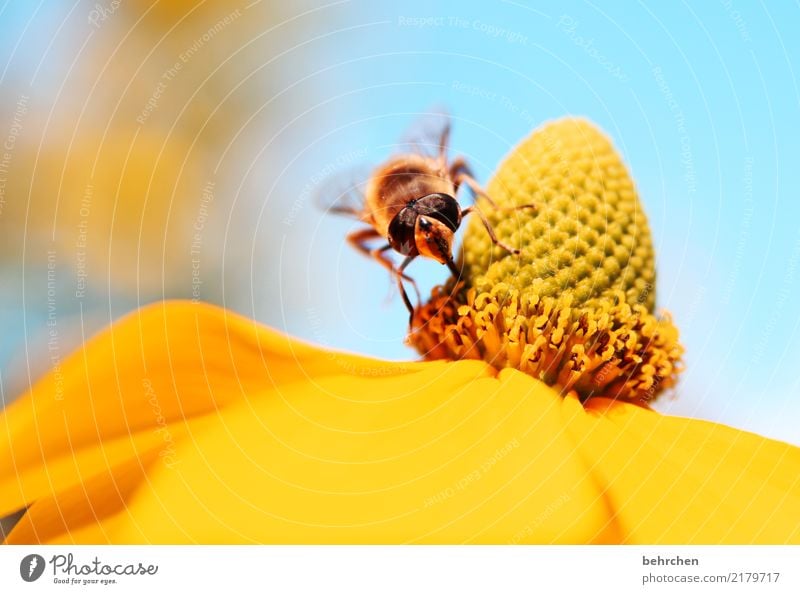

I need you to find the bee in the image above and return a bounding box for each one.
[320,110,533,324]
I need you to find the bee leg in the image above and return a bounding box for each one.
[347,227,382,254]
[456,172,500,207]
[449,156,474,190]
[457,173,537,213]
[449,157,500,206]
[397,254,418,325]
[461,205,520,256]
[346,230,421,303]
[372,244,421,304]
[450,159,536,212]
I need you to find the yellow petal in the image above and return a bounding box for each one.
[6,449,162,544]
[1,302,798,544]
[569,397,800,543]
[1,302,611,543]
[0,301,413,520]
[104,367,617,544]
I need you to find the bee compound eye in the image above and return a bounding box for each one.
[388,208,419,256]
[418,216,431,231]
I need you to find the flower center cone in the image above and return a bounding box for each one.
[408,118,683,403]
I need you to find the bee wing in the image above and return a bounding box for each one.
[395,106,451,158]
[314,163,373,220]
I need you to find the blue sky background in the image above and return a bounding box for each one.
[278,0,800,445]
[1,1,798,445]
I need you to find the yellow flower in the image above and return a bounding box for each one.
[1,119,798,544]
[0,302,798,543]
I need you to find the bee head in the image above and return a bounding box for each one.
[387,193,462,276]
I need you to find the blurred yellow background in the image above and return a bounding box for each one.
[0,1,324,399]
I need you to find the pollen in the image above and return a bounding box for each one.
[408,118,683,403]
